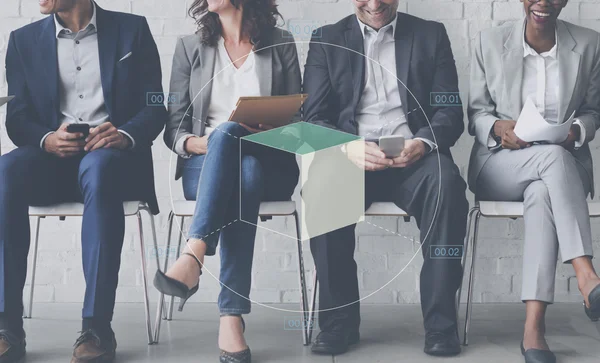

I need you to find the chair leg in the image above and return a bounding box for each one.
[167,216,185,321]
[463,208,481,346]
[292,212,309,346]
[455,207,476,325]
[154,211,174,344]
[24,216,42,319]
[307,269,318,344]
[137,210,154,345]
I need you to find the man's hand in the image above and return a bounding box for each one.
[43,123,86,158]
[184,135,208,155]
[239,123,274,134]
[391,139,426,168]
[345,140,392,171]
[494,120,530,150]
[85,122,130,151]
[560,124,581,150]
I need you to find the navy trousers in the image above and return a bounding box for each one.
[0,146,149,331]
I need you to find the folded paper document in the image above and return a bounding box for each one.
[0,96,15,107]
[514,97,574,144]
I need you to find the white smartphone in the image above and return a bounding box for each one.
[379,135,405,158]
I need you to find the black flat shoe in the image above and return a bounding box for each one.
[220,315,251,363]
[0,329,26,363]
[424,331,461,357]
[520,341,556,363]
[584,283,600,322]
[311,329,359,355]
[153,252,202,311]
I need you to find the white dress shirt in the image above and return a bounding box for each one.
[489,26,585,147]
[174,37,262,156]
[355,16,435,151]
[41,1,135,149]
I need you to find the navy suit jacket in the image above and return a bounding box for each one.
[5,3,166,213]
[303,13,464,154]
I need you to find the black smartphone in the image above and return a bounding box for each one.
[66,123,90,138]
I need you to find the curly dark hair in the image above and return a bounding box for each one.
[188,0,283,46]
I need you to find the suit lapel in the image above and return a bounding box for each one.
[254,39,273,96]
[345,16,365,111]
[38,16,59,127]
[502,20,525,118]
[394,14,413,112]
[556,20,580,122]
[96,4,119,117]
[199,44,216,122]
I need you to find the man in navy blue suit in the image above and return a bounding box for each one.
[0,1,166,362]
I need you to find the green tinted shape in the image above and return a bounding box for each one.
[241,122,360,155]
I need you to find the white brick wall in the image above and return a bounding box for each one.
[1,0,600,306]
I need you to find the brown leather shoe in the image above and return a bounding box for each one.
[0,330,26,363]
[71,329,116,363]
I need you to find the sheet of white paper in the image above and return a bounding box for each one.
[0,96,15,107]
[514,97,574,143]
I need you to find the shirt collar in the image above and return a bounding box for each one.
[356,14,397,39]
[522,21,558,58]
[55,0,97,38]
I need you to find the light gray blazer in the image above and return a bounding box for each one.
[164,29,301,179]
[467,19,600,197]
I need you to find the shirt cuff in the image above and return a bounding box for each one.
[574,119,586,149]
[414,137,437,153]
[40,131,55,149]
[117,130,135,149]
[174,134,197,158]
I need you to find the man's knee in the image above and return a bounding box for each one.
[78,149,120,194]
[0,146,44,187]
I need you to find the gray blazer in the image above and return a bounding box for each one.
[467,19,600,197]
[164,29,302,179]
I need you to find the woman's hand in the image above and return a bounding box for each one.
[560,124,581,151]
[184,135,208,155]
[494,120,530,150]
[239,123,274,134]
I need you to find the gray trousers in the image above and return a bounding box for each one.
[476,144,593,303]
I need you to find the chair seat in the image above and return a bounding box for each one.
[365,202,408,216]
[479,201,600,218]
[29,201,143,217]
[171,200,297,217]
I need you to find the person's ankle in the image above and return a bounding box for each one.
[578,273,600,291]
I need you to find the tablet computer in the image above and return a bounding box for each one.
[228,94,308,127]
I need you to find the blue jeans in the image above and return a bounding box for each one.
[182,122,299,315]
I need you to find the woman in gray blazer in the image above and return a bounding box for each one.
[467,1,600,362]
[153,0,300,361]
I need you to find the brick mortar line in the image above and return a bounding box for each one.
[363,220,419,244]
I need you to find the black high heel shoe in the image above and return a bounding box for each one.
[584,283,600,321]
[520,341,556,363]
[220,315,251,363]
[153,252,202,312]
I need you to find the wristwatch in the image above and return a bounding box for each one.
[490,122,502,145]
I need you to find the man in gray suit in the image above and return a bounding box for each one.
[468,0,600,361]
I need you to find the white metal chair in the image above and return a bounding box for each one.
[152,200,310,345]
[307,202,470,344]
[26,201,158,345]
[462,201,600,346]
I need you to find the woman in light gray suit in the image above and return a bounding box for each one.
[468,1,600,362]
[153,0,300,361]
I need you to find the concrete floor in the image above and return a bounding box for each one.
[19,303,600,363]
